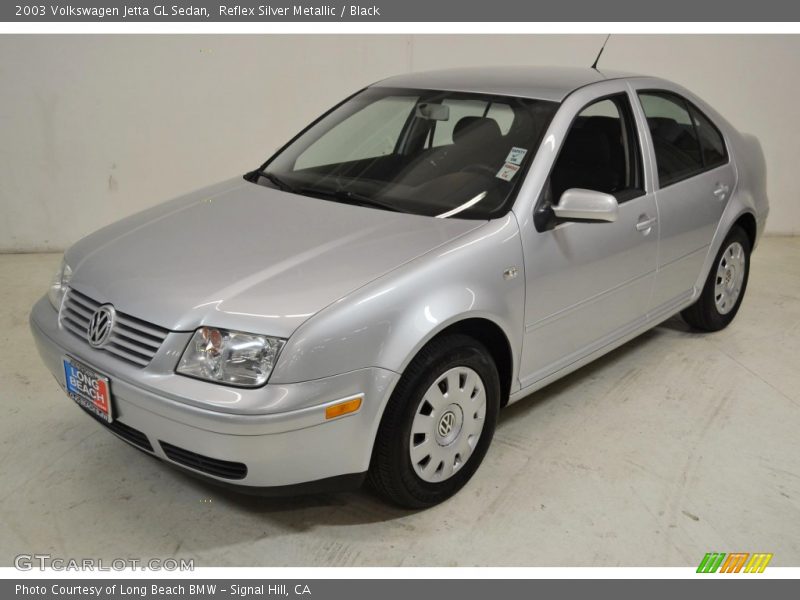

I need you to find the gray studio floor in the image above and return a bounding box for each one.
[1,237,799,567]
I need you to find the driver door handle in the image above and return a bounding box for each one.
[635,215,657,232]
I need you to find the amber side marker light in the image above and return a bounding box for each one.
[325,395,363,420]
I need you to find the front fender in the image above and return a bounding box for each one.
[270,215,526,389]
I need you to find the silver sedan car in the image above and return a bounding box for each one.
[30,67,769,507]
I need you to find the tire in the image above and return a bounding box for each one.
[368,334,501,509]
[681,226,751,332]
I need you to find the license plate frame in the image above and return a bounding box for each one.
[63,356,113,423]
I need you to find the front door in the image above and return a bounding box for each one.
[517,90,658,389]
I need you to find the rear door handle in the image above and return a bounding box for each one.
[713,183,730,201]
[635,215,657,232]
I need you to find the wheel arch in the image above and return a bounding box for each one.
[694,207,759,298]
[732,211,757,250]
[409,317,515,407]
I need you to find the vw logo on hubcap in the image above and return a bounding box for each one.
[438,411,456,438]
[87,305,116,348]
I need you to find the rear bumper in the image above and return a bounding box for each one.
[29,297,399,491]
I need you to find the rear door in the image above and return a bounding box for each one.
[634,89,735,313]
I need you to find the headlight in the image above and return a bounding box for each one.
[177,326,285,387]
[48,257,73,310]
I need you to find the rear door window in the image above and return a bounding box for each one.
[638,92,703,187]
[638,91,728,188]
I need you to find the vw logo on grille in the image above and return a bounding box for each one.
[438,411,456,437]
[87,305,116,348]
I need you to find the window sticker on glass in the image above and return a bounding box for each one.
[505,147,528,166]
[496,163,520,182]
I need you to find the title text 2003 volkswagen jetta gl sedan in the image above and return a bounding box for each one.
[30,67,769,508]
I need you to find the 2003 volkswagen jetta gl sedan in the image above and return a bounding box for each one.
[31,67,768,507]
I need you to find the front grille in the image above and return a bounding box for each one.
[60,288,169,367]
[79,405,154,452]
[159,441,248,480]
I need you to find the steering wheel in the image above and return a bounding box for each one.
[459,164,497,177]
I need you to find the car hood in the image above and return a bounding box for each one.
[66,178,482,338]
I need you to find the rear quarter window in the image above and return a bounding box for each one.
[690,105,728,168]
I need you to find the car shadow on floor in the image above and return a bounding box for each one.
[500,318,687,420]
[168,466,416,524]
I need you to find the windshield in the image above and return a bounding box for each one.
[247,87,558,219]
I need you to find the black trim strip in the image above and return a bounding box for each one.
[160,441,248,480]
[78,405,154,452]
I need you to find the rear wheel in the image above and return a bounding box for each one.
[368,334,500,508]
[682,226,751,332]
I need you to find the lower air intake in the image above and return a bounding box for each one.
[159,441,248,480]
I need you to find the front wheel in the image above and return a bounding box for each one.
[368,334,501,508]
[682,226,751,332]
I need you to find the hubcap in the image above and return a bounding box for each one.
[714,241,746,315]
[409,366,487,483]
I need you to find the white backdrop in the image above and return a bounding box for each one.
[1,34,797,252]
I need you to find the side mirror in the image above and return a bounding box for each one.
[552,188,619,223]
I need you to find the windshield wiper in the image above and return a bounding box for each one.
[249,169,296,193]
[299,187,409,214]
[250,172,407,214]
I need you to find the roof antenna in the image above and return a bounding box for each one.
[591,34,611,70]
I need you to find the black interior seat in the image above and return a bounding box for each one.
[648,117,701,158]
[647,116,703,177]
[583,116,625,185]
[452,116,502,145]
[551,120,621,201]
[448,116,507,167]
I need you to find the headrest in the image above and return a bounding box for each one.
[582,116,622,139]
[648,117,684,143]
[560,128,611,165]
[452,116,502,145]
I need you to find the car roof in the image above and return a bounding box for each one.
[372,66,643,102]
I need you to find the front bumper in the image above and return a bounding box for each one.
[29,297,399,491]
